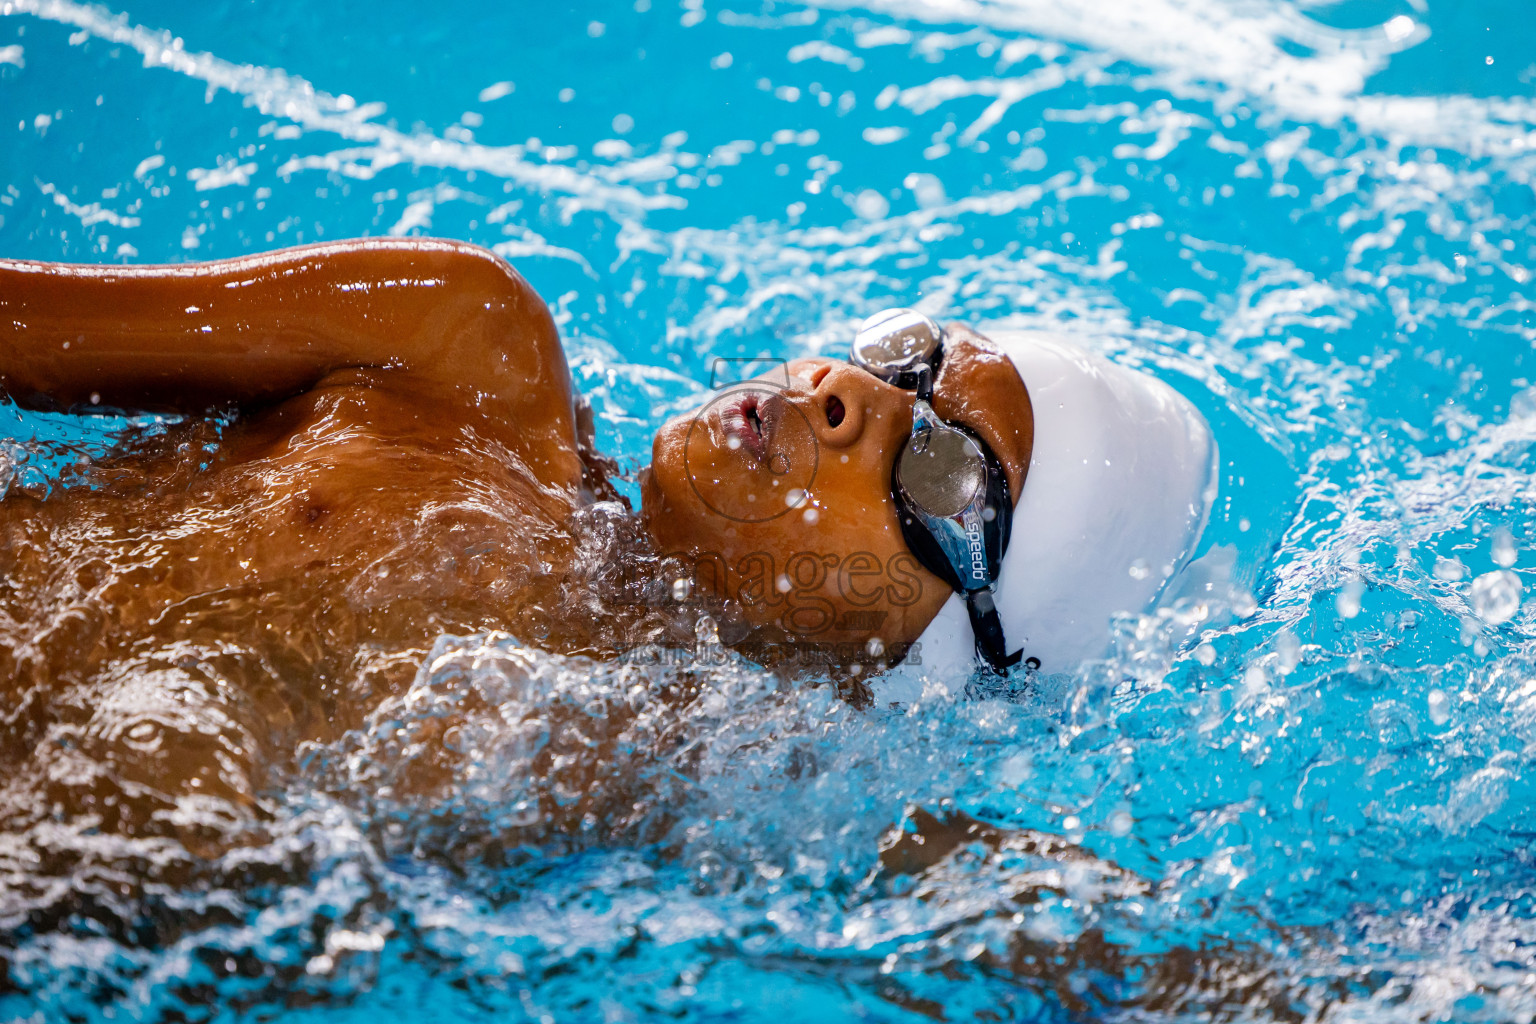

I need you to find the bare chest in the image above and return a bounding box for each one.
[0,388,583,663]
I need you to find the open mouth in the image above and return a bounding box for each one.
[720,389,782,462]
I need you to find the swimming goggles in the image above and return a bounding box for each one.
[850,308,1024,673]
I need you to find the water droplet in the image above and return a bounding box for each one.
[124,720,159,746]
[1469,569,1522,625]
[1433,556,1466,582]
[865,636,885,659]
[1492,527,1517,568]
[1274,630,1300,675]
[1512,386,1536,420]
[1128,558,1150,580]
[902,171,947,208]
[1194,643,1216,666]
[852,188,889,220]
[1107,809,1133,836]
[672,577,692,602]
[1336,579,1364,618]
[785,488,806,507]
[1384,14,1415,42]
[695,615,720,643]
[775,574,792,593]
[802,507,819,524]
[1427,688,1450,726]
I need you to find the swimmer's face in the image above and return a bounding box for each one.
[641,325,1033,663]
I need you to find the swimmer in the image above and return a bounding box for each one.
[0,238,1214,828]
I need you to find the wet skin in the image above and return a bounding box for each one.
[0,237,1032,835]
[643,324,1033,666]
[1,235,1035,675]
[0,239,593,828]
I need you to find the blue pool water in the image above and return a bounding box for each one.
[3,0,1536,1019]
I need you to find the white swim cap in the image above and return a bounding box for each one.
[899,332,1218,688]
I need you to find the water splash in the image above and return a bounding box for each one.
[4,0,1536,1019]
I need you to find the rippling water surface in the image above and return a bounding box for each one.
[3,0,1536,1019]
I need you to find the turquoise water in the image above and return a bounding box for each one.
[3,0,1536,1019]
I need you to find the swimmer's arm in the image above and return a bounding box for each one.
[0,238,575,432]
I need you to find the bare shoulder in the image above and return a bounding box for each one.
[306,238,585,493]
[221,238,586,496]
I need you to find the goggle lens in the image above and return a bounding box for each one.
[851,308,945,388]
[899,426,985,518]
[847,307,1024,674]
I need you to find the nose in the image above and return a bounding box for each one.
[800,361,904,450]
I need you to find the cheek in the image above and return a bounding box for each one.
[805,459,895,532]
[645,424,701,532]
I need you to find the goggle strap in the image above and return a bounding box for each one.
[914,363,934,405]
[965,588,1024,674]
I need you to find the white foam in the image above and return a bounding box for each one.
[811,0,1536,153]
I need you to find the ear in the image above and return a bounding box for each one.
[933,323,1033,506]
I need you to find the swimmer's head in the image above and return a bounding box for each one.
[641,324,1032,667]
